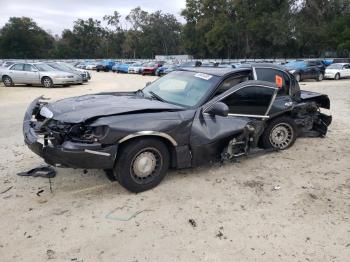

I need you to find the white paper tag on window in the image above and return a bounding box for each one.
[194,73,213,80]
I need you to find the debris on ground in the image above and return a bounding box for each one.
[216,226,226,239]
[188,219,197,228]
[36,189,44,196]
[1,186,13,194]
[17,165,56,178]
[46,249,56,259]
[272,186,281,191]
[105,207,153,221]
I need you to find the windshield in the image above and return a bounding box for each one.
[48,63,72,71]
[142,71,218,107]
[35,63,56,72]
[285,61,306,69]
[327,64,343,69]
[62,63,78,69]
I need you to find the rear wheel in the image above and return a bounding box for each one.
[2,76,13,87]
[41,77,53,88]
[334,73,340,80]
[114,138,170,193]
[261,117,297,150]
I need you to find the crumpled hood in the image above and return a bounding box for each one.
[45,93,184,123]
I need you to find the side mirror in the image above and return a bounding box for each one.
[206,102,229,117]
[146,82,151,87]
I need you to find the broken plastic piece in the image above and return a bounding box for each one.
[17,165,56,178]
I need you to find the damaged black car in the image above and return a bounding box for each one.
[23,64,332,192]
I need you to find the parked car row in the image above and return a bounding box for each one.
[81,59,242,76]
[0,61,91,88]
[283,59,350,81]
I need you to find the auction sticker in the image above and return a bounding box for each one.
[194,73,213,80]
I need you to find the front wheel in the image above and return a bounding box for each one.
[261,117,297,150]
[2,76,13,87]
[41,77,53,88]
[316,72,324,81]
[114,138,170,193]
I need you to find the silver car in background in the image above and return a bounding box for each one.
[0,63,82,88]
[46,62,91,82]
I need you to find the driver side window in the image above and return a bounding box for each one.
[220,86,275,116]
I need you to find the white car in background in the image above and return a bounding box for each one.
[325,63,350,80]
[0,62,82,88]
[128,62,145,74]
[85,62,98,70]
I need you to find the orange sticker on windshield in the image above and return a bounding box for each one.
[275,75,283,88]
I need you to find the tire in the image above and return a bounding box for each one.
[41,77,53,88]
[261,116,297,150]
[97,69,100,72]
[114,138,170,193]
[2,75,13,87]
[316,72,324,81]
[334,73,340,80]
[295,73,301,82]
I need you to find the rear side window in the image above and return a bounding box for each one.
[10,64,24,71]
[221,86,275,115]
[255,68,290,96]
[24,64,36,72]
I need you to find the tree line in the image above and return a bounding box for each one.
[0,0,349,59]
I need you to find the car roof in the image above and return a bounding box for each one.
[179,63,287,77]
[179,67,251,77]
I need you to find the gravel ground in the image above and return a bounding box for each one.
[0,72,349,262]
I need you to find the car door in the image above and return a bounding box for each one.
[8,64,25,83]
[23,64,40,84]
[254,67,293,116]
[190,81,278,166]
[308,61,319,78]
[343,64,350,77]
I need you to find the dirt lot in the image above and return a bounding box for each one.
[0,72,349,262]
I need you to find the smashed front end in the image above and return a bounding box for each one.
[23,97,118,169]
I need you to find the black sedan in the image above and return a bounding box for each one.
[23,64,332,192]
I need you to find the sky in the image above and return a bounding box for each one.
[0,0,187,35]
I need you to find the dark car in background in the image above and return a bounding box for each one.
[96,60,116,72]
[23,64,331,192]
[284,60,325,82]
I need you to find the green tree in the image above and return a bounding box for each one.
[0,17,54,58]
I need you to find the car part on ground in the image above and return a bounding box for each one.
[23,64,331,192]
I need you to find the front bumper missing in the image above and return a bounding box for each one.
[23,97,118,169]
